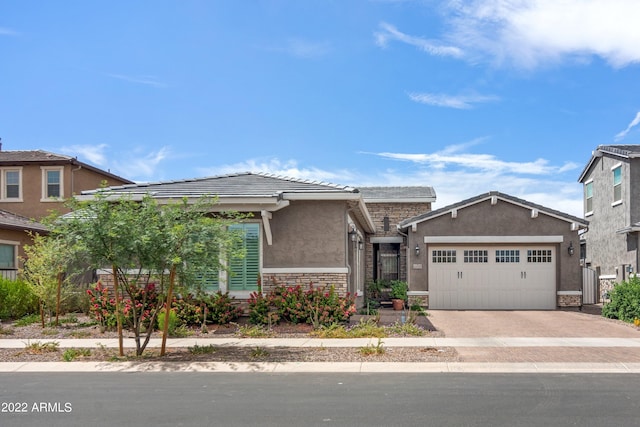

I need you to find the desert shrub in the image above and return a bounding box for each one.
[204,291,243,325]
[86,281,160,332]
[0,278,38,319]
[86,282,119,332]
[602,277,640,323]
[172,295,205,326]
[248,283,356,328]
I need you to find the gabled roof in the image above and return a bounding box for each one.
[359,186,436,203]
[0,210,48,233]
[399,191,588,230]
[0,150,134,184]
[80,172,376,232]
[578,145,640,183]
[81,172,359,198]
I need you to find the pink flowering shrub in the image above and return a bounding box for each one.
[86,281,160,332]
[248,282,356,327]
[204,291,244,325]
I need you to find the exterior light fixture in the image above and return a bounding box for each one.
[358,241,364,251]
[568,241,574,256]
[415,244,420,257]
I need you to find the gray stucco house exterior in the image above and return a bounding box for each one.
[578,145,640,296]
[399,192,587,309]
[82,173,587,310]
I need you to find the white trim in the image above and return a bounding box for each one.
[557,290,582,296]
[611,162,622,171]
[261,210,273,246]
[407,291,428,296]
[364,197,435,203]
[370,237,403,244]
[40,166,64,201]
[424,235,564,244]
[584,178,594,185]
[491,195,498,205]
[282,193,362,201]
[585,211,594,217]
[531,209,538,218]
[599,274,616,280]
[611,200,623,207]
[0,167,23,202]
[261,267,349,274]
[0,239,19,270]
[451,209,457,218]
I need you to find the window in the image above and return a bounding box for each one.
[0,243,16,269]
[41,167,63,200]
[585,181,593,214]
[464,249,488,263]
[228,223,260,291]
[432,250,456,263]
[527,249,552,263]
[0,168,21,201]
[496,250,520,263]
[613,165,622,203]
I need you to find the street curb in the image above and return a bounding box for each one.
[1,361,640,373]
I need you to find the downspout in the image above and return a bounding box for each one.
[71,163,82,195]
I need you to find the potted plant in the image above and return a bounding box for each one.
[389,280,408,310]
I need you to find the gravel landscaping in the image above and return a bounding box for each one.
[0,314,458,363]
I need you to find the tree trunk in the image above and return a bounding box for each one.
[160,266,177,356]
[55,272,62,326]
[112,265,124,357]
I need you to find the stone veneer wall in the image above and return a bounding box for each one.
[408,294,429,308]
[557,294,581,308]
[599,277,617,301]
[365,202,432,283]
[261,273,349,296]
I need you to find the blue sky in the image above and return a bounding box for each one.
[3,0,640,217]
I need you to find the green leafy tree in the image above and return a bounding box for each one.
[21,233,74,327]
[53,192,248,356]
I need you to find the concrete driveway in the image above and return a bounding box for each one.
[427,307,640,338]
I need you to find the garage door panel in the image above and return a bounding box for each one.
[428,245,556,310]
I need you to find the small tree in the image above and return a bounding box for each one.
[21,233,74,327]
[55,192,248,356]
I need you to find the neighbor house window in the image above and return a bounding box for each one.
[585,181,593,214]
[613,165,622,204]
[228,223,260,291]
[0,243,17,269]
[41,167,64,200]
[1,169,22,200]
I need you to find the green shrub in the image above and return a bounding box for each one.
[62,348,91,361]
[14,313,41,327]
[389,280,408,301]
[602,277,640,323]
[157,308,178,336]
[205,292,243,325]
[0,278,38,319]
[172,296,205,326]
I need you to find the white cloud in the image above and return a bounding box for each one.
[107,74,167,88]
[60,144,108,166]
[408,92,499,109]
[614,111,640,141]
[267,39,332,59]
[443,0,640,68]
[374,22,464,58]
[0,27,19,36]
[197,158,357,185]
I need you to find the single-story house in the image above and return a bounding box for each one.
[80,174,586,310]
[399,191,588,310]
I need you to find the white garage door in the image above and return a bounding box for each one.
[428,245,556,310]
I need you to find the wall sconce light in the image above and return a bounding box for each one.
[627,264,633,274]
[348,228,357,242]
[415,244,420,257]
[568,241,574,256]
[358,241,364,251]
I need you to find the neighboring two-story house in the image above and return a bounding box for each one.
[0,149,133,276]
[578,145,640,297]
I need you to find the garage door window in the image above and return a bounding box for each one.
[432,250,456,263]
[464,250,488,263]
[527,249,552,263]
[496,250,520,263]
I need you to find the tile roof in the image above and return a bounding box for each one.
[578,144,640,182]
[358,186,436,202]
[0,210,48,233]
[82,172,359,198]
[399,191,588,229]
[0,150,134,184]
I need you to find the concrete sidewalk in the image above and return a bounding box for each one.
[2,336,640,373]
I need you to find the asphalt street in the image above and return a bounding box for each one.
[1,373,639,427]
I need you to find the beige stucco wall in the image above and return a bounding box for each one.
[0,163,130,220]
[0,228,40,271]
[406,199,583,296]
